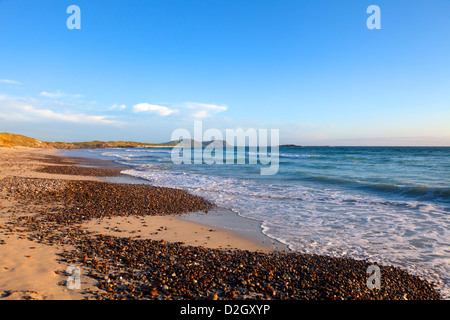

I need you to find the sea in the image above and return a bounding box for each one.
[63,146,450,298]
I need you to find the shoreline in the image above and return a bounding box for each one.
[57,148,287,252]
[0,147,283,300]
[0,147,442,300]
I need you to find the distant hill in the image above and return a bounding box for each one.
[167,139,230,148]
[0,132,47,148]
[279,144,302,148]
[67,140,174,149]
[0,133,174,149]
[0,132,233,149]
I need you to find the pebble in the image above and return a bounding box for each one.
[0,174,442,301]
[36,165,121,177]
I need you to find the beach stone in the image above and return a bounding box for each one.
[0,171,442,301]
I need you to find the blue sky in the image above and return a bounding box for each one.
[0,0,449,145]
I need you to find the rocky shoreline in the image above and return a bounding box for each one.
[0,153,442,300]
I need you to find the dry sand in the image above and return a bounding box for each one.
[0,147,441,301]
[0,147,279,300]
[0,147,97,299]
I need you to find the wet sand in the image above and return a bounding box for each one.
[0,147,283,300]
[0,147,442,300]
[83,208,285,252]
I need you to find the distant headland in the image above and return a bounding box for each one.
[0,132,174,149]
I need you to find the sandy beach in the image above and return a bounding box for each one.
[0,148,97,299]
[0,147,442,300]
[0,147,281,300]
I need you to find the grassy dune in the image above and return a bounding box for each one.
[0,132,174,149]
[0,132,47,147]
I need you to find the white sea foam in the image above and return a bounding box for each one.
[121,167,450,298]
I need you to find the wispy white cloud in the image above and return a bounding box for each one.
[130,101,228,118]
[40,90,83,99]
[191,110,210,118]
[1,91,228,129]
[132,103,178,116]
[109,103,127,110]
[130,101,228,119]
[39,90,63,98]
[22,105,115,124]
[185,102,228,112]
[0,79,22,85]
[185,102,227,118]
[0,95,117,125]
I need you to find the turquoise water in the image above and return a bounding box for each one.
[64,146,450,298]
